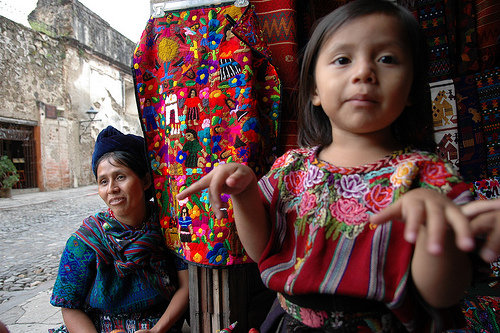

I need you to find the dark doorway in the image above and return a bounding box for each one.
[0,123,37,189]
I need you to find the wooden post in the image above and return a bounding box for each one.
[188,264,275,333]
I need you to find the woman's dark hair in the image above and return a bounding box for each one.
[297,0,435,152]
[95,150,154,202]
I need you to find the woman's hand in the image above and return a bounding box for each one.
[370,188,475,254]
[461,198,500,262]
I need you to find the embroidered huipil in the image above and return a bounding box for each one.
[257,147,472,331]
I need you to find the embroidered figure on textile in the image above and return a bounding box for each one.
[143,98,159,131]
[178,206,193,244]
[183,88,203,126]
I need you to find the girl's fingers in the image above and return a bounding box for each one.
[444,204,475,252]
[369,201,403,225]
[371,189,474,254]
[401,200,424,245]
[420,201,447,254]
[470,211,500,262]
[462,199,500,219]
[177,172,213,200]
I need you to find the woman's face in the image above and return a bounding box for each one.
[96,157,150,226]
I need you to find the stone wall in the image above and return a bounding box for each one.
[28,0,136,67]
[0,0,142,191]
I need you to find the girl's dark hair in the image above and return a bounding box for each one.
[298,0,435,152]
[95,150,154,202]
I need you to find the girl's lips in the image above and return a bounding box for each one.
[347,94,377,102]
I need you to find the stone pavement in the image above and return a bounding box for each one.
[0,185,102,333]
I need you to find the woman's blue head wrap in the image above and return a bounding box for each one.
[92,126,147,176]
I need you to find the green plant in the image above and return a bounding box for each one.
[0,156,20,189]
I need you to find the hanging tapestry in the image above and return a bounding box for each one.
[418,0,453,82]
[133,4,281,266]
[475,0,500,71]
[430,79,460,170]
[476,68,500,177]
[253,0,300,152]
[454,75,487,182]
[443,0,480,75]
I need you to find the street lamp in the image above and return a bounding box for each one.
[79,107,101,142]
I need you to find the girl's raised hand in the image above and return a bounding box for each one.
[370,188,475,254]
[176,163,256,220]
[461,198,500,262]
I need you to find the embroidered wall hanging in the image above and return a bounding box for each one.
[476,68,500,177]
[430,79,460,170]
[454,75,487,182]
[133,4,281,266]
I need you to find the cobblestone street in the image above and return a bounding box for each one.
[0,186,106,305]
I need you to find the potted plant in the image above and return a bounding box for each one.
[0,155,20,198]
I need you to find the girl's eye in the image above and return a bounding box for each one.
[379,55,397,64]
[333,57,351,65]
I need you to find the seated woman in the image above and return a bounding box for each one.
[50,126,189,333]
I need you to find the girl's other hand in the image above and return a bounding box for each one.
[461,198,500,262]
[370,188,475,254]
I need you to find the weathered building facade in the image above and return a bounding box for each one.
[0,0,142,191]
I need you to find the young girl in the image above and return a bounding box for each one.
[178,1,477,331]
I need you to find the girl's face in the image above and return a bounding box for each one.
[312,13,413,140]
[97,158,150,227]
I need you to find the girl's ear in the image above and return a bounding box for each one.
[311,87,321,106]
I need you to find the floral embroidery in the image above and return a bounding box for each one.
[363,184,394,213]
[390,162,417,188]
[334,174,368,199]
[268,147,463,244]
[330,198,369,226]
[284,170,306,196]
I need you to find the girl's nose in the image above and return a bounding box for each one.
[352,60,376,83]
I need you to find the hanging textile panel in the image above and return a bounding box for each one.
[418,0,453,82]
[133,4,281,266]
[253,0,300,152]
[454,75,487,182]
[475,0,500,71]
[476,68,500,177]
[430,79,460,170]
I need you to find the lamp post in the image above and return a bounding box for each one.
[79,107,101,142]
